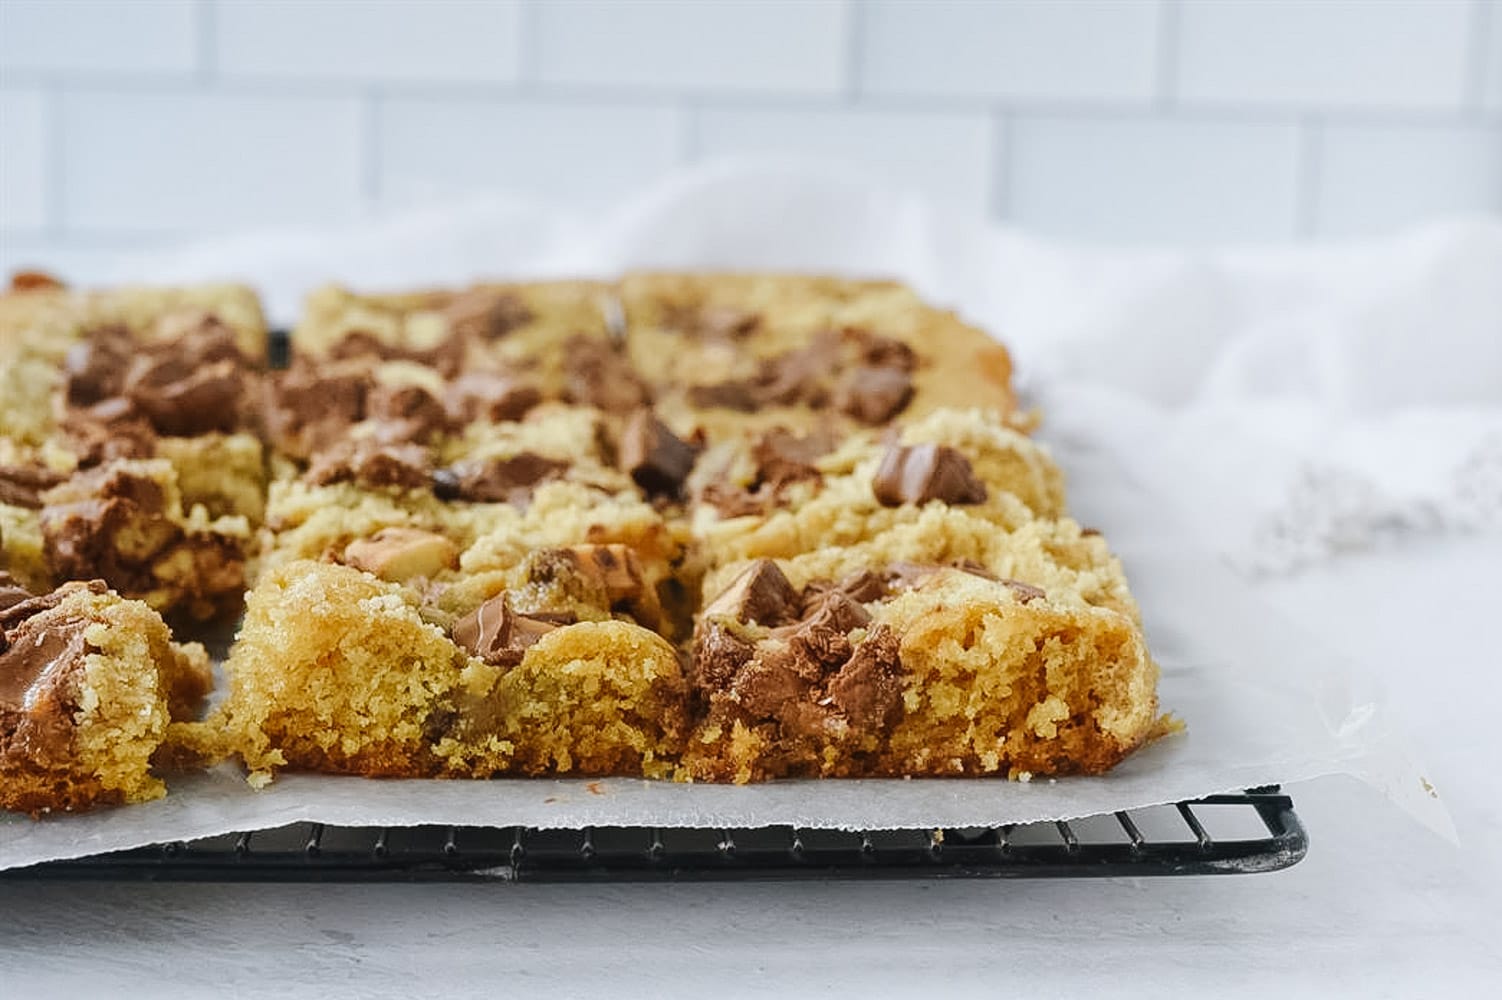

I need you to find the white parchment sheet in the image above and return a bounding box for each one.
[0,162,1462,869]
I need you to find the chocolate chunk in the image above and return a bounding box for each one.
[0,573,33,618]
[326,330,467,379]
[0,464,66,510]
[827,624,905,731]
[801,570,888,609]
[1002,579,1046,604]
[730,651,811,717]
[451,592,563,668]
[619,411,697,499]
[1080,527,1102,537]
[751,427,830,492]
[686,381,760,412]
[59,401,157,467]
[527,544,662,628]
[871,443,988,507]
[702,559,799,627]
[263,364,370,461]
[41,467,183,596]
[698,482,771,518]
[697,427,834,518]
[435,453,568,504]
[0,580,105,634]
[0,608,90,743]
[692,621,755,690]
[562,335,653,414]
[754,331,841,407]
[64,326,133,406]
[106,315,257,436]
[366,383,452,444]
[847,329,917,372]
[834,569,888,604]
[445,372,542,423]
[441,289,533,341]
[343,528,458,582]
[304,440,432,492]
[665,303,760,342]
[776,591,871,672]
[835,365,914,424]
[123,356,245,436]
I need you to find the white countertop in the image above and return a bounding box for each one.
[4,535,1499,998]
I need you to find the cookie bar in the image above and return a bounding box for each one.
[682,560,1155,782]
[687,407,1066,573]
[292,281,615,399]
[0,576,212,815]
[620,272,1027,438]
[202,558,688,782]
[0,272,266,360]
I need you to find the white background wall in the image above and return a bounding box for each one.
[1,0,1499,280]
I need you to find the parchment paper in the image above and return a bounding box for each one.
[0,162,1454,870]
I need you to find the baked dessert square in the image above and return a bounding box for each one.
[0,576,211,815]
[2,269,1169,815]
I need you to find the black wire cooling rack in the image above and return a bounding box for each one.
[6,787,1305,882]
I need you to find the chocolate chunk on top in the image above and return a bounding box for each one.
[433,452,568,504]
[451,593,564,668]
[64,325,134,406]
[0,606,91,749]
[826,624,905,730]
[835,365,914,425]
[304,440,432,492]
[263,363,371,461]
[562,335,653,414]
[365,382,453,444]
[526,544,663,629]
[440,289,533,341]
[0,464,66,510]
[444,372,542,424]
[701,559,799,627]
[871,443,988,507]
[619,411,698,499]
[342,528,458,583]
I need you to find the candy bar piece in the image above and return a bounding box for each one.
[618,410,698,499]
[682,564,1157,783]
[1,579,211,814]
[871,442,988,507]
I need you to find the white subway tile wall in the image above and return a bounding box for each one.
[859,0,1161,103]
[0,0,1497,276]
[377,98,684,209]
[1007,116,1303,244]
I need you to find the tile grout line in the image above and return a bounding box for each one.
[1294,116,1323,239]
[1465,0,1493,113]
[843,0,864,101]
[515,0,539,95]
[1154,0,1181,110]
[197,0,217,83]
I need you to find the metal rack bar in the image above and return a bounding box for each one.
[3,788,1306,883]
